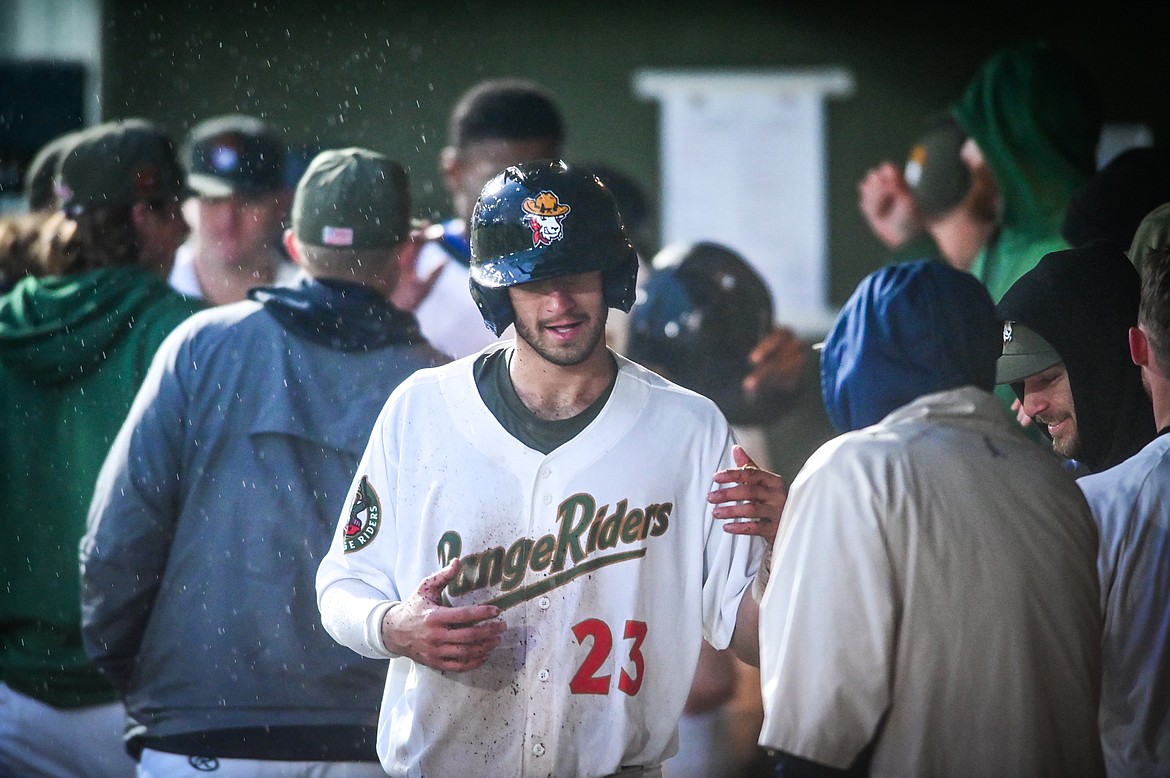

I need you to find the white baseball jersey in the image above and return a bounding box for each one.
[168,241,299,299]
[1079,433,1170,776]
[412,240,502,359]
[316,345,762,778]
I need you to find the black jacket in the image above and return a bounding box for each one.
[997,244,1155,473]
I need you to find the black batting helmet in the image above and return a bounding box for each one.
[469,159,639,335]
[627,241,775,424]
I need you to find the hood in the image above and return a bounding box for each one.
[1061,146,1170,254]
[248,275,424,351]
[821,259,999,433]
[997,244,1155,472]
[0,267,175,386]
[952,41,1101,236]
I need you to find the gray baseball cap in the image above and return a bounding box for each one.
[292,148,410,249]
[996,320,1062,384]
[904,119,971,220]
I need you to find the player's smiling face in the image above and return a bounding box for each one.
[1021,363,1081,459]
[509,271,608,367]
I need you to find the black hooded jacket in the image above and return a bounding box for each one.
[997,244,1155,472]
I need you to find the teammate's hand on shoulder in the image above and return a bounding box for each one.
[709,445,787,547]
[381,559,505,672]
[858,160,924,250]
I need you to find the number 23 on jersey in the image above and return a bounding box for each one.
[570,618,647,696]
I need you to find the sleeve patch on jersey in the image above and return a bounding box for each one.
[343,476,381,553]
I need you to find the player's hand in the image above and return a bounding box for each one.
[709,445,787,547]
[389,225,444,313]
[858,161,924,250]
[742,325,807,397]
[1011,397,1033,428]
[381,559,506,672]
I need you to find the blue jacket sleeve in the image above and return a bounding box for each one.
[79,324,191,691]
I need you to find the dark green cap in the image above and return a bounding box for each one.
[996,320,1062,384]
[57,119,188,212]
[292,148,410,249]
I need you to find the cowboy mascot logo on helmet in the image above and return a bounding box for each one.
[522,190,571,247]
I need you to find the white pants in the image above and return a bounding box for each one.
[138,749,387,778]
[0,681,136,778]
[663,708,733,778]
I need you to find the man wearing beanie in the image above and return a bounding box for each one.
[996,244,1156,473]
[758,260,1103,775]
[0,118,203,778]
[81,148,446,775]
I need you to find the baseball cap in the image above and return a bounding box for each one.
[183,114,285,197]
[56,119,188,213]
[903,119,971,220]
[25,130,80,211]
[996,320,1062,384]
[292,148,410,250]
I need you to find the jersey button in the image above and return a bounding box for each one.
[540,467,551,477]
[538,596,551,609]
[538,668,550,681]
[533,743,546,757]
[542,494,552,504]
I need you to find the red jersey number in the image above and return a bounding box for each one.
[570,618,647,696]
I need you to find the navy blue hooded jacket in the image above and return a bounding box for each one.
[821,260,1001,433]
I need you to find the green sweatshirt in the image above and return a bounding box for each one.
[0,267,202,707]
[953,41,1101,302]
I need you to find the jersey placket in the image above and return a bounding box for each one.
[520,456,564,774]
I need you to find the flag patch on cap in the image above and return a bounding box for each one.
[322,226,354,246]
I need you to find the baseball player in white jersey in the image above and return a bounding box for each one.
[316,160,783,778]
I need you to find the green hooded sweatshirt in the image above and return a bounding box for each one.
[953,41,1102,302]
[0,266,202,707]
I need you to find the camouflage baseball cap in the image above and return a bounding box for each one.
[56,119,188,212]
[292,148,410,250]
[996,320,1062,384]
[183,114,285,197]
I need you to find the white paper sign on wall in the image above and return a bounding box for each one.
[634,69,854,336]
